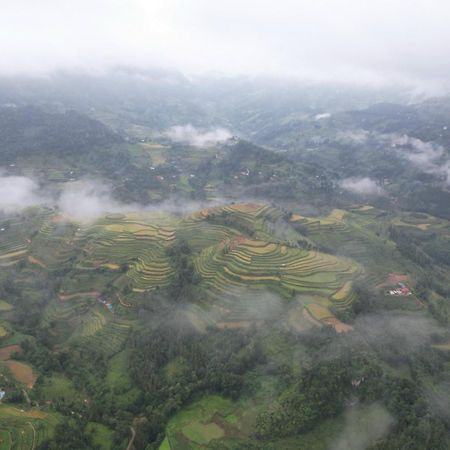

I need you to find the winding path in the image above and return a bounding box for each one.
[58,291,100,301]
[126,426,136,450]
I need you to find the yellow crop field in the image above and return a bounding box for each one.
[306,304,334,321]
[101,263,120,270]
[290,214,304,222]
[331,281,352,300]
[223,267,280,282]
[0,250,27,260]
[103,223,155,234]
[0,301,13,311]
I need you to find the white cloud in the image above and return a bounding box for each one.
[0,1,450,91]
[164,124,232,147]
[57,180,229,219]
[391,134,450,186]
[314,112,331,120]
[340,177,383,196]
[336,130,370,145]
[0,173,231,221]
[0,172,47,213]
[331,403,394,450]
[56,180,140,221]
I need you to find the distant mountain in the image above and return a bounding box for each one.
[0,105,122,163]
[339,100,450,146]
[0,69,410,135]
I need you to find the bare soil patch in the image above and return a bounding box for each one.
[0,345,22,361]
[323,318,353,333]
[5,361,37,388]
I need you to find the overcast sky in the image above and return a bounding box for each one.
[1,0,450,91]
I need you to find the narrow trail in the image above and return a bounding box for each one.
[126,427,136,450]
[58,291,100,301]
[27,256,47,269]
[117,294,132,308]
[22,389,31,405]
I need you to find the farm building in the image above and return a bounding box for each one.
[388,285,412,296]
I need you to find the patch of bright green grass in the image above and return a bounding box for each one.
[182,421,224,445]
[106,351,130,388]
[87,422,114,450]
[158,437,171,450]
[106,350,141,408]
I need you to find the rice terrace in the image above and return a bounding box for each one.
[2,190,449,449]
[2,202,361,337]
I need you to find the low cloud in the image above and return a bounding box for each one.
[391,134,450,186]
[164,124,232,147]
[0,175,145,219]
[314,112,331,120]
[57,180,230,220]
[331,403,394,450]
[0,174,231,221]
[56,180,139,220]
[0,172,47,214]
[425,381,450,422]
[354,312,443,357]
[340,177,383,196]
[318,311,446,369]
[336,130,369,145]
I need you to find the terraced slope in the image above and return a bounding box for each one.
[0,219,29,266]
[196,237,357,296]
[293,208,404,286]
[76,215,176,292]
[8,202,362,343]
[0,405,60,450]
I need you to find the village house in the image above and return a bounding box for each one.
[388,283,412,296]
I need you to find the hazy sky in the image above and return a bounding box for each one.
[2,0,450,90]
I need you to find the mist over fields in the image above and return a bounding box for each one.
[1,2,450,450]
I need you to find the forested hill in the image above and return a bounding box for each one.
[0,105,122,162]
[335,100,450,146]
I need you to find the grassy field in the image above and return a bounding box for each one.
[160,393,394,450]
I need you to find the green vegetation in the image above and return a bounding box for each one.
[1,195,450,449]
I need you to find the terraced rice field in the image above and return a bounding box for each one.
[330,281,356,310]
[77,310,106,337]
[196,238,358,297]
[27,215,77,271]
[76,319,131,356]
[77,216,176,292]
[0,405,60,450]
[175,220,238,251]
[20,203,362,335]
[0,218,29,265]
[192,203,282,235]
[42,297,93,327]
[297,208,401,286]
